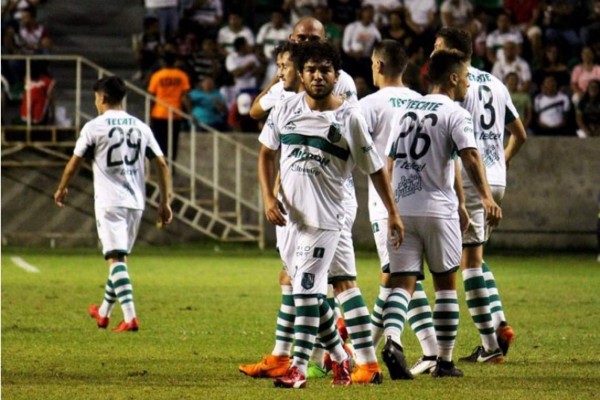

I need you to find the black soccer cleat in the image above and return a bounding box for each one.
[381,336,414,380]
[431,359,464,378]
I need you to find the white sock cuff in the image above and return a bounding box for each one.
[391,287,411,302]
[462,268,483,280]
[336,287,361,304]
[281,285,293,295]
[378,286,392,298]
[435,290,457,300]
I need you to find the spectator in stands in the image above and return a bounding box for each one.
[380,10,414,49]
[505,72,533,134]
[361,0,402,29]
[147,50,191,162]
[228,92,260,132]
[403,40,427,94]
[20,60,54,125]
[144,0,179,43]
[576,79,600,137]
[283,0,326,25]
[225,37,261,99]
[534,42,571,93]
[328,0,361,28]
[217,12,255,55]
[542,0,584,61]
[314,5,342,50]
[256,10,292,88]
[534,74,573,136]
[187,37,228,86]
[10,5,51,55]
[189,76,228,131]
[485,10,523,65]
[1,0,40,29]
[133,16,162,83]
[342,4,381,87]
[353,75,372,99]
[403,0,437,55]
[504,0,543,63]
[440,0,477,35]
[471,0,503,17]
[491,40,532,92]
[181,0,223,40]
[570,46,600,105]
[471,6,491,70]
[581,0,600,47]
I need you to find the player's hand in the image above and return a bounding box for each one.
[156,203,173,229]
[264,196,286,226]
[483,198,502,227]
[54,188,68,207]
[388,213,404,249]
[458,203,471,233]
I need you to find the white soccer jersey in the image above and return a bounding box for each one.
[534,92,571,127]
[360,86,422,221]
[385,94,477,218]
[460,66,519,187]
[73,109,163,210]
[260,92,382,230]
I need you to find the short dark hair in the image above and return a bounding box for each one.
[427,49,468,85]
[163,51,177,67]
[273,41,298,59]
[373,39,408,77]
[436,27,473,59]
[292,41,341,73]
[93,76,126,105]
[233,36,248,52]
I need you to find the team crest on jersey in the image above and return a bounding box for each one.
[301,273,315,290]
[327,123,342,143]
[284,121,296,130]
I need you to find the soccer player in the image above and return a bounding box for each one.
[383,49,502,378]
[54,76,173,332]
[358,40,439,375]
[433,27,527,363]
[241,18,383,385]
[258,41,403,389]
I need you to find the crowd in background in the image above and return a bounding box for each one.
[2,0,600,137]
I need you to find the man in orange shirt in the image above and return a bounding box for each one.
[147,50,191,162]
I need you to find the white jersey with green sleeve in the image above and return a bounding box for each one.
[460,66,519,187]
[385,94,477,218]
[259,92,382,230]
[73,109,163,210]
[360,86,422,221]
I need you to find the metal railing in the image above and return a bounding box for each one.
[1,54,264,248]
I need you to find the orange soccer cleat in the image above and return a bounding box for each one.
[239,355,291,378]
[112,318,139,332]
[351,362,383,384]
[88,305,109,329]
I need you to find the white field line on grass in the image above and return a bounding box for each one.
[10,256,40,273]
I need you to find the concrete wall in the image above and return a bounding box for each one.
[224,134,600,251]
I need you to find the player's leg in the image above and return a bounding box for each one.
[275,227,350,388]
[381,217,421,380]
[426,217,463,377]
[407,281,438,375]
[240,226,294,378]
[369,219,391,349]
[89,278,116,329]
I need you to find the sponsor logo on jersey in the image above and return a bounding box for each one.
[289,148,330,167]
[394,174,422,200]
[397,160,426,172]
[478,131,501,141]
[327,123,342,143]
[482,144,500,167]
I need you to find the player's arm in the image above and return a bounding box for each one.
[370,165,404,249]
[454,159,470,233]
[258,145,286,226]
[458,147,502,227]
[505,117,527,169]
[152,155,173,227]
[249,74,280,120]
[54,155,83,207]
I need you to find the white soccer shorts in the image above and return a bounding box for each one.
[95,206,142,258]
[462,185,505,246]
[371,218,390,273]
[387,216,461,280]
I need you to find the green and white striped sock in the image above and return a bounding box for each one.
[98,278,116,317]
[317,297,346,363]
[433,290,459,362]
[110,262,136,323]
[407,282,438,357]
[272,285,295,356]
[482,261,506,329]
[292,295,320,375]
[337,287,377,364]
[463,268,497,351]
[382,287,410,347]
[370,285,391,349]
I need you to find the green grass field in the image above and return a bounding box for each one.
[2,246,599,400]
